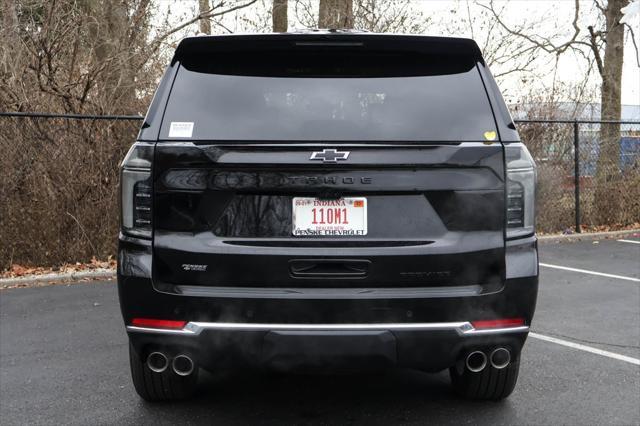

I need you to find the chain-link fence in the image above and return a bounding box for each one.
[0,113,141,268]
[516,119,640,234]
[1,113,639,267]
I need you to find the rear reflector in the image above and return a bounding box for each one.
[471,318,525,330]
[131,318,187,329]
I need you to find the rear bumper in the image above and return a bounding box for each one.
[119,278,536,372]
[125,322,529,373]
[118,235,537,372]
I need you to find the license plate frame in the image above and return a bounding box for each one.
[292,197,367,237]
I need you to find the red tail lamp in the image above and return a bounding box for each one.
[131,318,187,329]
[471,318,525,330]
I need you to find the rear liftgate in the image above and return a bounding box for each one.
[151,142,506,294]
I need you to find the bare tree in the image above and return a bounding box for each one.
[479,0,636,224]
[146,0,259,51]
[354,0,428,33]
[293,0,424,32]
[199,0,212,34]
[318,0,353,28]
[479,0,633,147]
[437,4,541,84]
[0,0,22,104]
[273,0,288,32]
[596,0,627,141]
[0,0,259,113]
[0,0,262,267]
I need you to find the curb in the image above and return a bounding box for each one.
[0,268,116,286]
[538,229,640,244]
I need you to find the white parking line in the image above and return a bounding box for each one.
[539,263,640,282]
[529,332,640,366]
[617,239,640,245]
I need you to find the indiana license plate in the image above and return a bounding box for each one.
[292,197,367,236]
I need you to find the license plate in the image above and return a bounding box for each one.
[292,197,367,236]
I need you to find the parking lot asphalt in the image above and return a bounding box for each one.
[1,237,639,425]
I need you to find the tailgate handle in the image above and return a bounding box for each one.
[289,259,370,278]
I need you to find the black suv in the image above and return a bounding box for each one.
[118,32,538,402]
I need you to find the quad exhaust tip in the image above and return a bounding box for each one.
[465,350,487,373]
[490,347,511,369]
[172,354,195,376]
[147,351,169,373]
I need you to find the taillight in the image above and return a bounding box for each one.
[505,144,536,239]
[471,318,525,330]
[121,142,154,238]
[130,318,187,329]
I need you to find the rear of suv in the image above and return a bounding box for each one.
[118,32,538,402]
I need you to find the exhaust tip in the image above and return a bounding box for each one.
[490,347,511,369]
[465,350,487,373]
[147,351,168,373]
[172,354,195,376]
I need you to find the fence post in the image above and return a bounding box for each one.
[573,120,581,233]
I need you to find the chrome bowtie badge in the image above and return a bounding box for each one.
[309,149,350,163]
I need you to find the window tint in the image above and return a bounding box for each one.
[161,59,496,141]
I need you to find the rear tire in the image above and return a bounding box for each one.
[129,343,198,402]
[449,351,520,400]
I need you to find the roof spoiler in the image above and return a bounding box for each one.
[171,33,485,66]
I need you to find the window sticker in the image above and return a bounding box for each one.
[169,122,194,138]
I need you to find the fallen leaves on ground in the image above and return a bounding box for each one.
[1,256,116,279]
[1,276,116,290]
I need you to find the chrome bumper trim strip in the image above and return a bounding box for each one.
[126,326,197,335]
[461,325,530,335]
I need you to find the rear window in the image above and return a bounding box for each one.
[160,50,496,141]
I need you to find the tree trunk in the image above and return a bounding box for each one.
[318,0,353,29]
[272,0,288,32]
[599,0,627,163]
[83,2,136,113]
[1,0,19,80]
[199,0,211,34]
[1,0,18,35]
[593,0,627,225]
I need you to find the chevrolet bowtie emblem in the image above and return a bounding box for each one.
[309,149,350,163]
